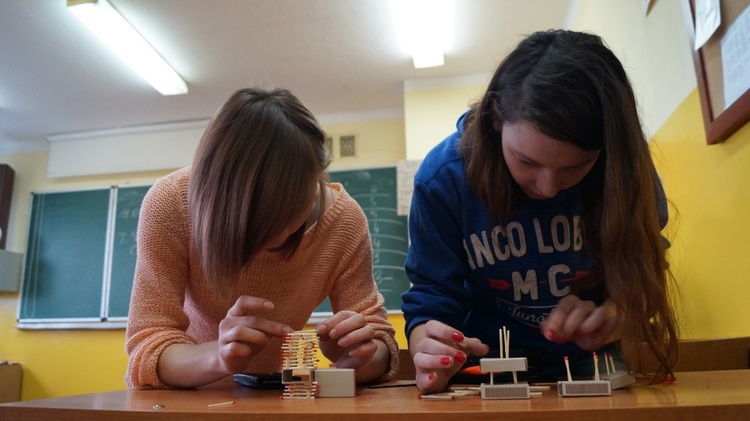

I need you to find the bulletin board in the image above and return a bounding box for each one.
[683,0,750,144]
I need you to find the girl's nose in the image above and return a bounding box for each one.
[536,171,561,199]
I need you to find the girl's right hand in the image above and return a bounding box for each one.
[410,320,489,394]
[217,296,292,374]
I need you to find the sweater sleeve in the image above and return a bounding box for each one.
[326,198,399,382]
[124,175,196,389]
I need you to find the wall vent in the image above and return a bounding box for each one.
[339,134,356,157]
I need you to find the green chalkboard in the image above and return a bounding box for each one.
[108,185,150,319]
[20,189,111,321]
[18,185,152,325]
[314,167,410,315]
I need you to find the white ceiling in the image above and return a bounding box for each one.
[0,0,576,155]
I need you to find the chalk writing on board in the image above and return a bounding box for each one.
[322,167,411,314]
[116,206,139,256]
[108,185,150,318]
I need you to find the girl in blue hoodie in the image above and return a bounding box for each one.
[401,30,678,395]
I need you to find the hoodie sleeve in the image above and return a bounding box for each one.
[401,137,474,340]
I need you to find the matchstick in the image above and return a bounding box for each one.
[593,352,600,381]
[504,327,510,358]
[508,330,517,383]
[499,327,505,358]
[208,400,235,408]
[564,356,572,382]
[604,352,611,375]
[419,394,453,401]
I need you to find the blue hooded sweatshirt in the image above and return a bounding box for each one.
[401,112,667,381]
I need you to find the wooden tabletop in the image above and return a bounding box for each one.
[2,370,750,421]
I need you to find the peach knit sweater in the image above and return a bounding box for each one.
[125,167,398,389]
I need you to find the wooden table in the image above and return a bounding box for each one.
[2,370,749,421]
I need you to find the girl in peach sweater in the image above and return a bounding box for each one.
[125,88,398,389]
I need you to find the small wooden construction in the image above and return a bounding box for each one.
[279,330,357,399]
[479,327,531,400]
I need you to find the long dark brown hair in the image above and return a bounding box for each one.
[462,30,678,382]
[189,88,331,294]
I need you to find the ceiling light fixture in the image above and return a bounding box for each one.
[391,0,453,69]
[67,0,188,95]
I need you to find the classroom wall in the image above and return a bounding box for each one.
[573,0,696,138]
[2,0,749,401]
[571,0,750,339]
[650,90,750,338]
[403,74,488,160]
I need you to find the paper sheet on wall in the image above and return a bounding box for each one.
[721,6,750,109]
[396,159,421,216]
[694,0,721,50]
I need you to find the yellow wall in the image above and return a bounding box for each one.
[651,90,750,339]
[404,83,485,160]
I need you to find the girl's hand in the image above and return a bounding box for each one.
[410,320,489,395]
[540,295,620,350]
[316,311,378,369]
[217,296,292,374]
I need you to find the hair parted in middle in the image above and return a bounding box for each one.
[461,29,678,383]
[188,87,331,293]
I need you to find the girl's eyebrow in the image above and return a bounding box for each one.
[510,145,599,168]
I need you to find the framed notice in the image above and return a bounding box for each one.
[683,0,750,144]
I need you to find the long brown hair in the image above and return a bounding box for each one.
[189,88,331,294]
[462,30,678,382]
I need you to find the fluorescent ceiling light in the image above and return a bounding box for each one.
[68,0,188,95]
[391,0,453,69]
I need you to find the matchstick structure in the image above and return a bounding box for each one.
[557,352,612,397]
[279,330,356,399]
[280,330,319,399]
[599,352,637,390]
[479,327,531,399]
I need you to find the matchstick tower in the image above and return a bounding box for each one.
[557,351,634,397]
[599,352,637,390]
[280,330,320,399]
[479,327,531,399]
[278,330,357,399]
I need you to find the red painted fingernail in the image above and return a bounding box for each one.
[440,357,452,366]
[454,352,466,363]
[452,332,464,342]
[428,373,435,380]
[544,329,556,340]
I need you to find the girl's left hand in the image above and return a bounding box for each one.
[316,311,377,369]
[540,295,620,350]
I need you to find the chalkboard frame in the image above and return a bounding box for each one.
[106,185,152,321]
